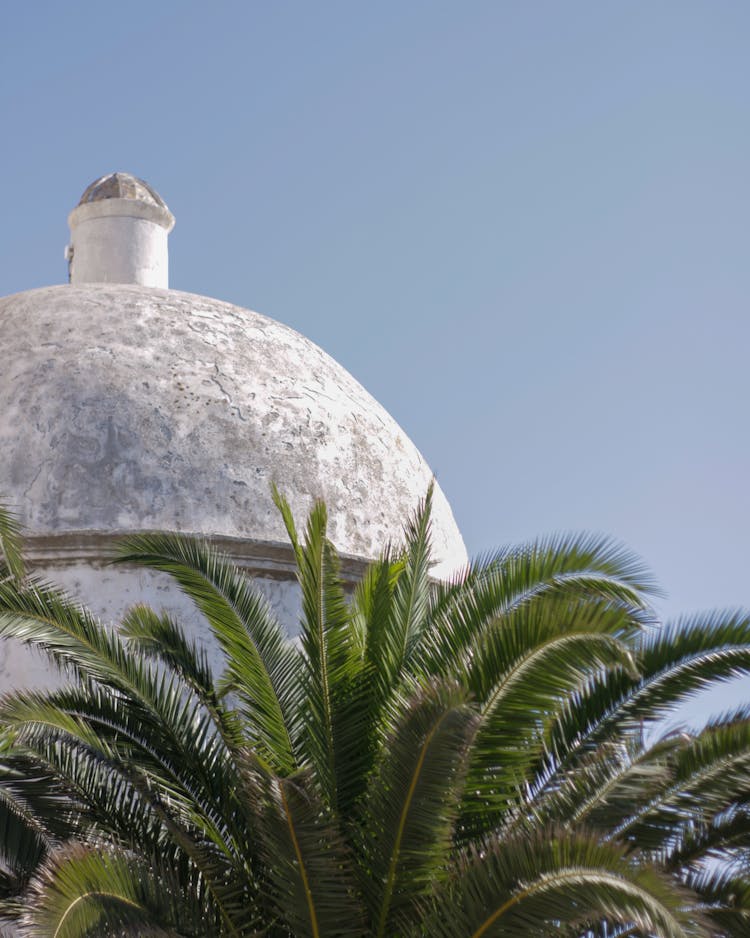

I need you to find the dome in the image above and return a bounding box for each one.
[78,172,169,210]
[0,283,467,577]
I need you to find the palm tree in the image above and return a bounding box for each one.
[0,489,748,936]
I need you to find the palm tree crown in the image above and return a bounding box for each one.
[0,489,748,936]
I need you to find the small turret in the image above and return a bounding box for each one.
[66,172,175,287]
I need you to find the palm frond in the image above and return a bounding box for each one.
[358,681,479,938]
[538,610,750,795]
[341,550,407,811]
[21,843,216,937]
[1,490,749,938]
[525,734,679,838]
[0,502,24,583]
[684,866,750,935]
[242,756,365,938]
[614,715,750,851]
[0,576,136,687]
[417,832,701,938]
[664,802,750,871]
[273,489,365,812]
[352,548,404,694]
[417,533,655,681]
[460,599,638,832]
[391,484,435,674]
[0,756,55,877]
[121,605,214,698]
[120,605,245,752]
[116,532,300,774]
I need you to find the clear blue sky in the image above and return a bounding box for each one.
[2,2,749,715]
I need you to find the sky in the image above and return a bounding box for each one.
[2,2,749,716]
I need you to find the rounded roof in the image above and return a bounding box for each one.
[0,284,467,575]
[78,172,168,210]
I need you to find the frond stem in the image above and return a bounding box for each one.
[375,711,445,938]
[280,780,320,938]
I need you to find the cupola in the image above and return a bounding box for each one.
[66,172,175,287]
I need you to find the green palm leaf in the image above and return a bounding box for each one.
[353,548,404,695]
[0,681,244,857]
[273,488,366,813]
[121,605,215,700]
[0,755,55,878]
[0,576,136,687]
[417,533,655,681]
[0,502,24,583]
[120,605,245,753]
[418,832,700,938]
[358,681,479,938]
[22,843,214,937]
[391,485,435,675]
[614,714,750,850]
[0,654,268,930]
[684,867,750,935]
[242,756,365,938]
[664,801,750,870]
[116,532,300,774]
[539,611,750,794]
[1,492,748,936]
[460,597,638,831]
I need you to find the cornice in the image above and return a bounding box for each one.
[22,531,370,585]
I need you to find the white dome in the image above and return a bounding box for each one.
[1,283,467,576]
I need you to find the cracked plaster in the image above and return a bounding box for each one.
[1,283,467,587]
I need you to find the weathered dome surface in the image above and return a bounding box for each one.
[78,172,168,210]
[1,284,467,574]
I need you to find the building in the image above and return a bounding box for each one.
[0,173,467,684]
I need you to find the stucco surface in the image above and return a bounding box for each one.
[1,284,467,574]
